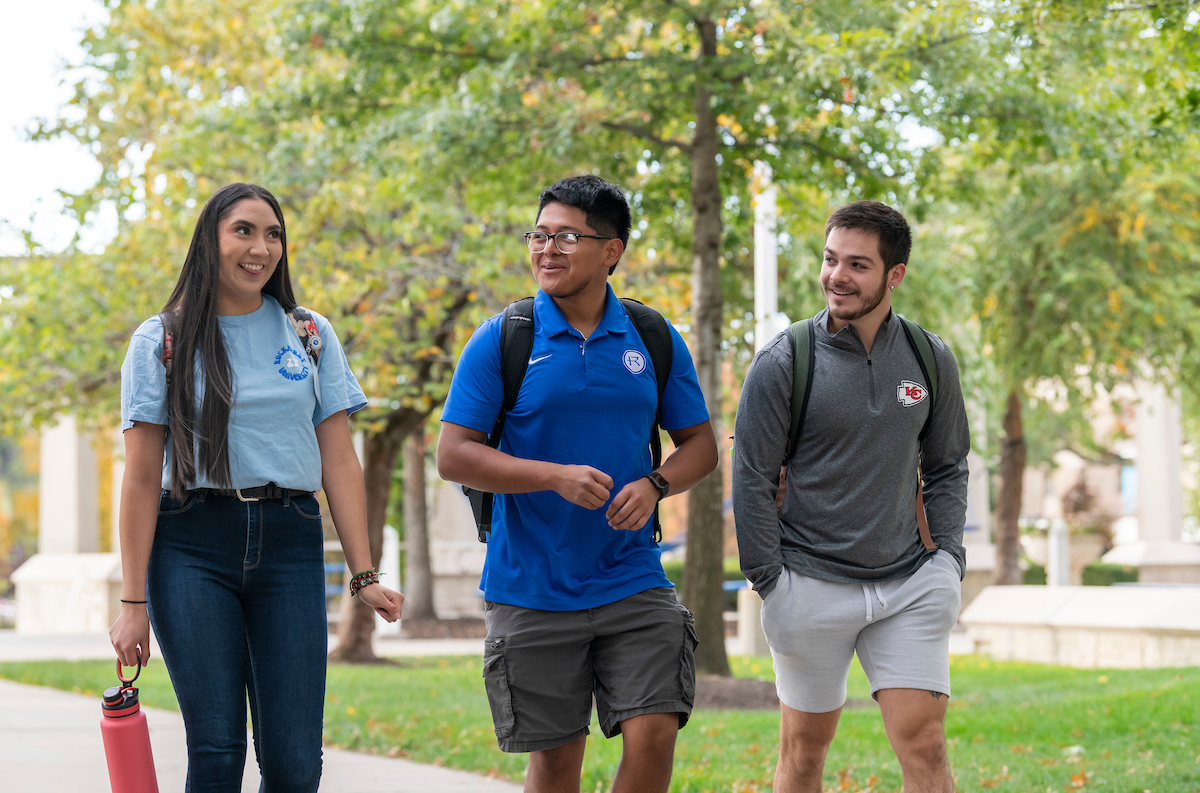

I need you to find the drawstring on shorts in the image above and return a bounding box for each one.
[862,583,888,622]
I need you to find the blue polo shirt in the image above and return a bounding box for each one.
[441,285,710,610]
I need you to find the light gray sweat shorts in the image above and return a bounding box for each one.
[760,549,961,713]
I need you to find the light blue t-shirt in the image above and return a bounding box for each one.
[441,286,710,611]
[120,294,367,491]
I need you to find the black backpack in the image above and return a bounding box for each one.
[784,314,941,551]
[464,297,675,543]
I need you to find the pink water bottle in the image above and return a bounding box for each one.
[100,658,160,793]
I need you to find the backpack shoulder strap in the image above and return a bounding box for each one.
[159,312,175,384]
[785,317,816,462]
[896,315,939,440]
[896,314,941,552]
[496,297,536,435]
[466,298,535,544]
[619,297,673,432]
[287,307,324,364]
[620,298,674,543]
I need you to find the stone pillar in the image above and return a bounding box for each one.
[14,416,121,633]
[1103,382,1200,582]
[753,162,779,353]
[737,585,770,657]
[961,402,996,608]
[110,427,125,556]
[1046,520,1069,587]
[376,525,401,636]
[37,416,99,554]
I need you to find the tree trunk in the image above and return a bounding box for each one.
[402,428,436,620]
[681,16,730,677]
[329,420,407,663]
[994,389,1025,585]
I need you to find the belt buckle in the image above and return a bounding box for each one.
[236,489,260,503]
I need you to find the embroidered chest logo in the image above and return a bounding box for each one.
[623,350,647,375]
[897,380,926,407]
[275,345,309,382]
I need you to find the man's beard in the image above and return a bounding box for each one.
[825,276,888,321]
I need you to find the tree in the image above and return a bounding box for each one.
[923,2,1200,583]
[289,0,993,675]
[0,0,522,660]
[402,426,435,620]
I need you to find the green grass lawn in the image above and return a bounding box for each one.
[3,655,1198,792]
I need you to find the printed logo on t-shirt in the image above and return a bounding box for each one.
[275,345,309,382]
[897,380,927,407]
[623,350,647,375]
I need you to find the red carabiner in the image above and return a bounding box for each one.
[116,650,143,686]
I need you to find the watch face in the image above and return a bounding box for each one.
[648,472,669,497]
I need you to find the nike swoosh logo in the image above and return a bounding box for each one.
[528,354,552,365]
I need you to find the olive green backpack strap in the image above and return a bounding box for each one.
[785,317,816,462]
[896,315,938,439]
[896,314,940,551]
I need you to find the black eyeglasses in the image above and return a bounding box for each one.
[524,231,616,254]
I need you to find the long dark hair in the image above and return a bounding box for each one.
[162,183,297,500]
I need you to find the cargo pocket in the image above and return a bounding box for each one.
[482,637,516,739]
[677,606,699,710]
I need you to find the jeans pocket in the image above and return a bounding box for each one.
[291,494,322,521]
[482,637,516,739]
[677,606,699,708]
[158,493,197,516]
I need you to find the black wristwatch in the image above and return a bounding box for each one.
[644,471,670,501]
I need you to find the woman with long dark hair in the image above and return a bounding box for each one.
[110,182,403,791]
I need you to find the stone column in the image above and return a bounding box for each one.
[37,416,99,554]
[110,427,125,556]
[753,162,779,353]
[1103,382,1200,582]
[961,402,996,608]
[14,416,121,633]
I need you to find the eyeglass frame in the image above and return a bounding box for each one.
[523,231,617,254]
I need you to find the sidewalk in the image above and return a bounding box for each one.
[0,678,520,792]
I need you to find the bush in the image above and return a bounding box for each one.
[661,557,745,610]
[1023,561,1139,586]
[1082,562,1139,586]
[1024,563,1047,585]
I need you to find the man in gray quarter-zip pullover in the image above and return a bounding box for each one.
[732,201,969,793]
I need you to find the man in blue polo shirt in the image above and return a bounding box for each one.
[437,175,718,792]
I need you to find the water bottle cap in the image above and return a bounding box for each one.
[101,685,140,713]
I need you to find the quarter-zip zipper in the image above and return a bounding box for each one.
[867,355,877,410]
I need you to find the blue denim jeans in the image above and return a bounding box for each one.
[147,490,327,793]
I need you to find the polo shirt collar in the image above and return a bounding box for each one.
[814,307,896,350]
[533,284,630,339]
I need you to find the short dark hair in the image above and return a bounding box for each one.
[824,201,912,272]
[537,175,632,250]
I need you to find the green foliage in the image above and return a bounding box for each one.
[1024,563,1047,586]
[1082,563,1139,587]
[6,655,1200,791]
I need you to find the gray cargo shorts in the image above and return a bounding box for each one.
[481,586,698,753]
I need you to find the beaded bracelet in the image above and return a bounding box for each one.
[349,568,382,597]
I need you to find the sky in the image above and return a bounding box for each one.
[0,0,113,256]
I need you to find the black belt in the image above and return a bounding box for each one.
[191,484,313,502]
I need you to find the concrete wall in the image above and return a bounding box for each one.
[962,584,1200,668]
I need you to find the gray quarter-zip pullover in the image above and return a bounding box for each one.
[732,308,970,597]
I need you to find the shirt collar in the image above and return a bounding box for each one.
[533,284,629,339]
[813,307,895,348]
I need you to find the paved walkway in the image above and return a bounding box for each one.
[0,679,520,792]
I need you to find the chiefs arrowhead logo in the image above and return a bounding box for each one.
[897,380,927,407]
